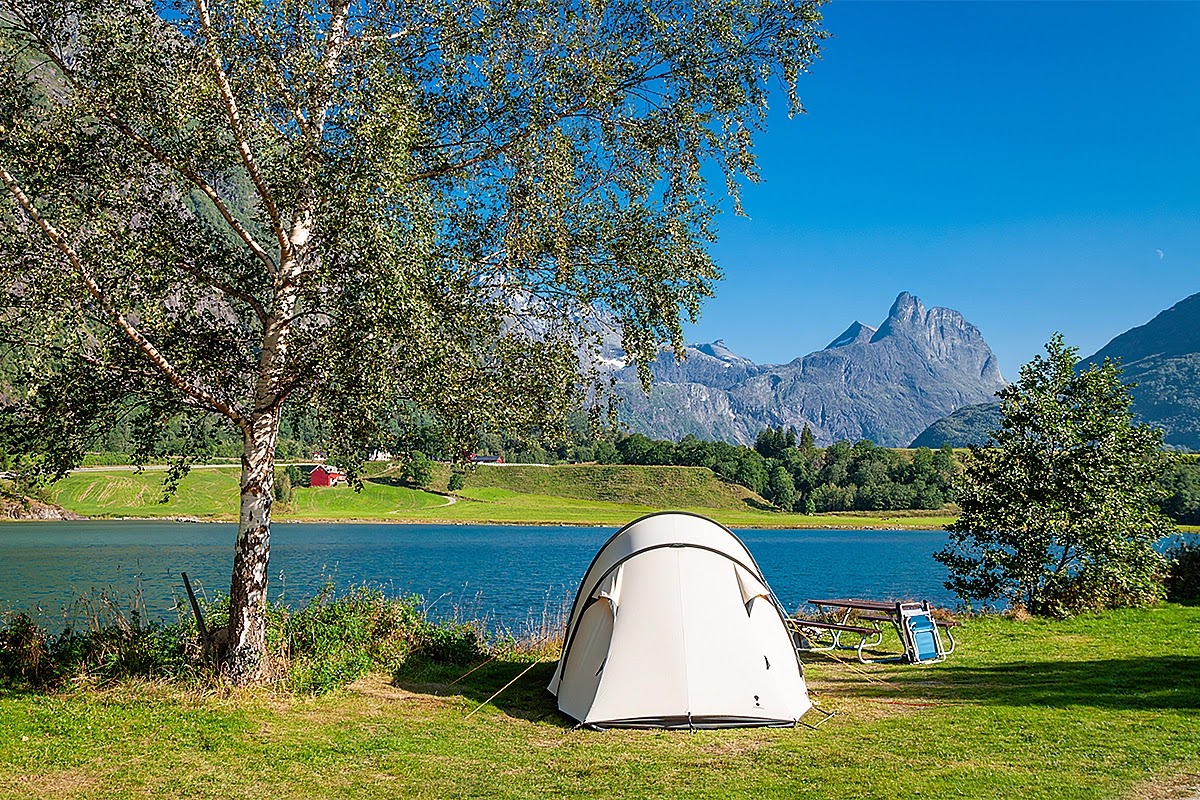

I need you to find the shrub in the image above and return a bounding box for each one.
[273,469,294,505]
[412,620,484,665]
[276,584,422,693]
[1165,540,1200,603]
[0,613,54,686]
[0,595,198,689]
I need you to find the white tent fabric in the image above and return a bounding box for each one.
[549,512,812,729]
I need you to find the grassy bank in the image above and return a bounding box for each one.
[1,604,1197,799]
[46,465,954,529]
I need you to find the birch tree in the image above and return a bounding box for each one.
[0,0,827,680]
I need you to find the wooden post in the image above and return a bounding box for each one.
[181,572,211,663]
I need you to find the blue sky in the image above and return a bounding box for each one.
[685,1,1200,379]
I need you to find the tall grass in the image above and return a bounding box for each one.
[0,583,524,694]
[0,585,199,689]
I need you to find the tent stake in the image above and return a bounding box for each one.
[446,628,560,692]
[800,704,836,729]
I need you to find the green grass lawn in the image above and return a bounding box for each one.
[49,468,448,520]
[1,605,1197,798]
[48,465,955,529]
[450,464,763,510]
[50,469,244,518]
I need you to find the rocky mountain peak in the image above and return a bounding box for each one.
[612,291,1007,447]
[890,290,924,321]
[869,291,991,364]
[693,339,752,364]
[826,321,877,349]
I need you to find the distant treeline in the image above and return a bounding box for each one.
[35,406,1200,522]
[388,419,958,512]
[495,424,1200,521]
[586,427,958,513]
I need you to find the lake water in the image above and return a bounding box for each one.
[0,521,955,629]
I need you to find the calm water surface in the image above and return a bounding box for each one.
[0,521,954,627]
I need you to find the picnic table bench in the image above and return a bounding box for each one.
[786,616,886,662]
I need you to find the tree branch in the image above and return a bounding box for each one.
[0,336,162,381]
[1,167,247,429]
[194,0,289,261]
[178,260,268,323]
[6,15,280,294]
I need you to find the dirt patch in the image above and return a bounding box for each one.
[2,768,99,798]
[694,733,770,757]
[1125,772,1200,800]
[348,674,450,708]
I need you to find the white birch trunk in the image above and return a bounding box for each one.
[224,409,280,682]
[223,247,304,682]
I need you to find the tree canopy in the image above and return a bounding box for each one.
[0,0,828,678]
[936,334,1174,616]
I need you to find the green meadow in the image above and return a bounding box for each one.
[48,464,955,529]
[1,604,1197,799]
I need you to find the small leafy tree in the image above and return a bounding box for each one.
[936,334,1174,616]
[765,464,796,511]
[401,451,433,489]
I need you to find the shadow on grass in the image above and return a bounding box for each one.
[364,476,415,489]
[742,497,775,512]
[394,658,569,726]
[832,655,1200,712]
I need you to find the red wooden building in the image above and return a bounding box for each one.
[310,465,347,487]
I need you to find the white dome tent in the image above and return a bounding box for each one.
[548,512,813,729]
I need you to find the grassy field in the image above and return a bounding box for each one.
[49,468,450,520]
[1,604,1197,799]
[46,464,955,529]
[449,464,763,510]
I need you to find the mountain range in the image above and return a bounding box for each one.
[611,292,1007,447]
[911,289,1200,451]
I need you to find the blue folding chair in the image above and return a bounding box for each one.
[896,601,954,664]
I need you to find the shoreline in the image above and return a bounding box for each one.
[10,513,1198,534]
[1,512,956,530]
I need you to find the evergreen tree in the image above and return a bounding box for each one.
[799,424,816,453]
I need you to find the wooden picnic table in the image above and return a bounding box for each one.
[806,598,906,614]
[799,598,959,663]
